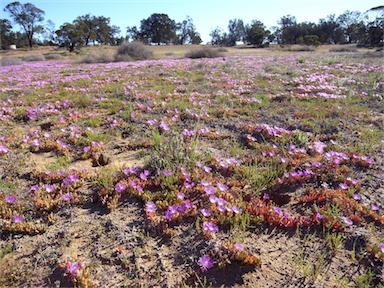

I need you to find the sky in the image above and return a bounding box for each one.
[1,0,383,44]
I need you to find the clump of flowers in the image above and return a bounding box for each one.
[60,258,95,288]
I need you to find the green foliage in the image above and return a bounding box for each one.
[137,13,177,45]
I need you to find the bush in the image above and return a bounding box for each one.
[80,51,115,64]
[329,46,358,53]
[115,42,153,62]
[44,53,63,60]
[22,54,45,62]
[185,47,223,59]
[1,57,23,66]
[217,47,228,53]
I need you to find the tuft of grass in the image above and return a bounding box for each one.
[45,155,72,171]
[22,54,45,62]
[79,50,115,63]
[185,47,223,59]
[329,46,358,53]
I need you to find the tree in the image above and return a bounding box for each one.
[74,14,120,46]
[176,16,202,45]
[209,27,224,45]
[56,22,85,52]
[0,19,13,48]
[244,20,270,46]
[316,14,344,44]
[227,18,245,45]
[139,13,177,45]
[4,2,45,48]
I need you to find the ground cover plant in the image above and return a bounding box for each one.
[0,47,383,287]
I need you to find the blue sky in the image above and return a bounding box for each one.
[1,0,382,43]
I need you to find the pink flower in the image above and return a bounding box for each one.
[198,255,213,271]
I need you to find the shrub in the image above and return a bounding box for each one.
[217,47,228,53]
[1,57,23,66]
[80,51,115,64]
[44,53,63,60]
[185,47,223,59]
[115,42,153,62]
[22,54,45,62]
[329,46,358,53]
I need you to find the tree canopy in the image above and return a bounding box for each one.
[4,1,45,48]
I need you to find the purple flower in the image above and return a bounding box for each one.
[209,195,218,204]
[339,183,349,190]
[216,198,227,206]
[145,201,157,213]
[5,194,16,204]
[62,193,73,201]
[198,255,213,271]
[45,184,55,193]
[184,200,193,209]
[13,215,23,223]
[200,208,211,217]
[352,194,361,200]
[217,183,228,192]
[159,121,170,131]
[177,192,185,199]
[140,169,151,180]
[202,221,219,233]
[62,178,73,186]
[342,216,353,226]
[0,144,9,154]
[378,243,384,253]
[115,182,126,193]
[235,243,244,251]
[232,206,242,214]
[273,207,283,216]
[165,210,173,220]
[83,146,90,152]
[263,193,270,200]
[162,169,173,176]
[30,184,39,192]
[69,174,80,181]
[203,166,212,173]
[200,179,211,186]
[371,203,379,211]
[315,211,322,220]
[66,261,81,276]
[204,186,216,195]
